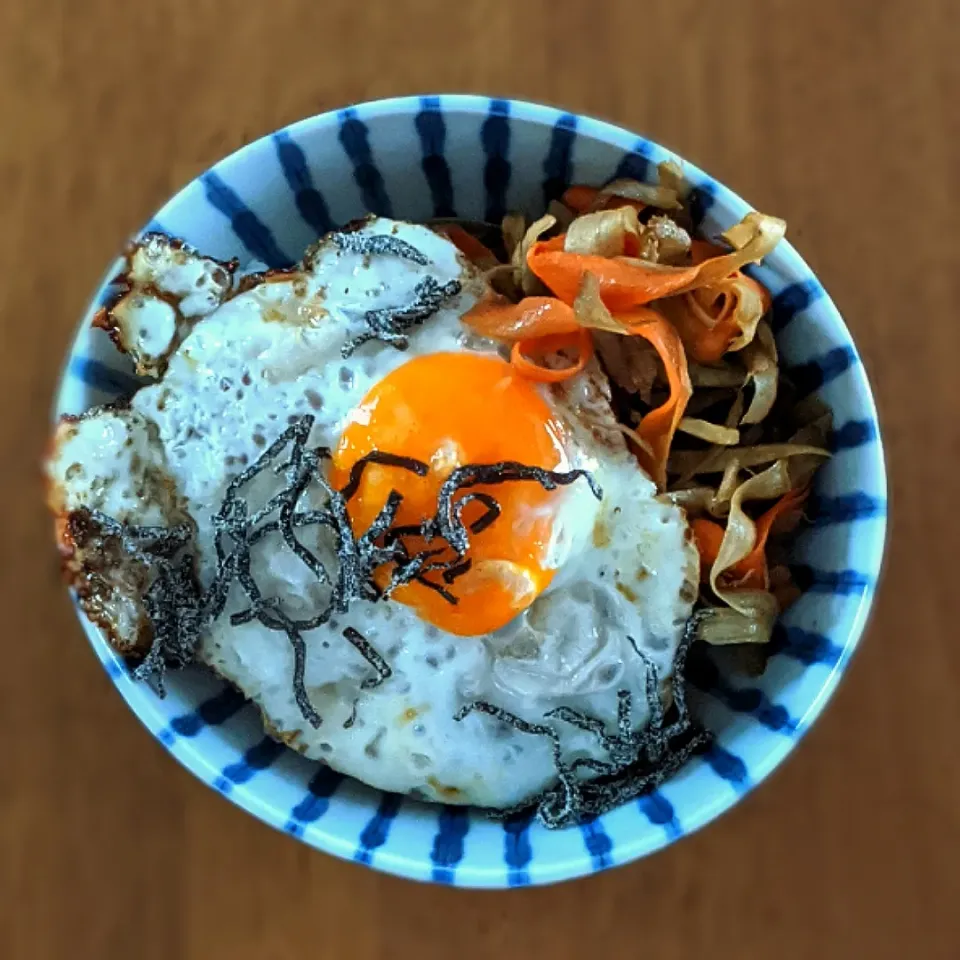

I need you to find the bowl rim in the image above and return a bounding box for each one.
[55,94,888,887]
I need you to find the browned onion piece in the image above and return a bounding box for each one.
[599,178,682,211]
[741,321,778,424]
[514,214,556,295]
[677,418,740,445]
[670,442,830,478]
[564,206,641,258]
[699,461,794,645]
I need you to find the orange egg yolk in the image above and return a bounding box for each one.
[330,352,566,636]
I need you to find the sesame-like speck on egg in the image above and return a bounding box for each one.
[53,217,698,809]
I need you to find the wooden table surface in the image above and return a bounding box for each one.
[3,1,958,957]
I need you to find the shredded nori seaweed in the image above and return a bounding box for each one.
[330,231,429,265]
[342,626,392,690]
[90,413,601,734]
[413,574,459,605]
[424,462,602,558]
[341,276,462,357]
[441,557,473,585]
[461,492,501,536]
[338,450,429,503]
[86,411,708,822]
[375,461,601,601]
[343,698,359,729]
[84,512,202,694]
[216,418,415,723]
[339,626,392,731]
[454,620,712,828]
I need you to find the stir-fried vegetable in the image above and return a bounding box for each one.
[462,291,579,340]
[527,243,701,309]
[692,486,808,589]
[613,308,692,489]
[563,206,642,258]
[658,272,771,364]
[445,165,827,660]
[696,462,804,645]
[510,328,594,383]
[437,224,500,271]
[561,185,646,215]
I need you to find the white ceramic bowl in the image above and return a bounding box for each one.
[55,95,887,887]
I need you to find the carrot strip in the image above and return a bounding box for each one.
[561,185,601,214]
[468,290,690,483]
[669,293,741,364]
[531,210,783,308]
[732,486,808,586]
[435,224,500,270]
[462,291,579,340]
[691,517,725,579]
[527,243,700,310]
[538,234,567,253]
[510,328,594,383]
[666,273,772,364]
[561,185,647,215]
[613,307,693,488]
[692,487,809,589]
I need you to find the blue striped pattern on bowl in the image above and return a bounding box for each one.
[55,96,886,888]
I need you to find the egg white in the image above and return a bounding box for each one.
[50,217,698,809]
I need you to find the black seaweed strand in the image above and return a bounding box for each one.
[456,622,711,829]
[462,492,501,536]
[89,415,601,737]
[441,558,472,585]
[85,511,202,694]
[341,277,462,357]
[414,575,459,605]
[330,232,429,265]
[338,450,429,503]
[427,462,602,557]
[342,626,392,690]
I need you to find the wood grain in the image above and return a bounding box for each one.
[2,1,958,957]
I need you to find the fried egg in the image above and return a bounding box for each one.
[48,217,698,809]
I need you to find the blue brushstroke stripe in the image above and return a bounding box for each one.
[142,218,167,236]
[768,279,821,334]
[580,817,614,871]
[338,108,393,217]
[831,419,877,451]
[705,745,750,789]
[103,656,125,679]
[787,345,856,398]
[790,565,873,596]
[273,130,334,235]
[809,492,885,525]
[213,736,286,793]
[689,179,717,229]
[354,793,403,865]
[542,112,577,208]
[285,765,344,837]
[613,140,652,183]
[769,623,844,668]
[430,805,470,884]
[95,281,121,309]
[415,96,455,219]
[69,357,143,396]
[481,98,511,224]
[168,687,248,738]
[201,171,293,268]
[638,792,683,840]
[503,809,535,887]
[688,651,797,734]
